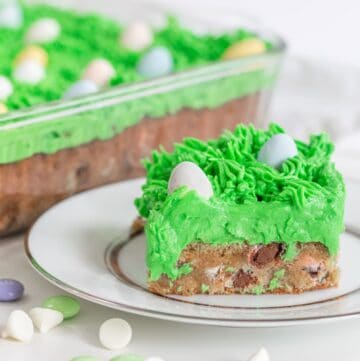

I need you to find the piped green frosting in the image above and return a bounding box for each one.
[0,4,281,164]
[1,4,267,110]
[135,123,345,281]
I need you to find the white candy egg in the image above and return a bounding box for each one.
[82,59,115,87]
[1,310,34,343]
[99,318,132,350]
[257,133,298,169]
[168,161,213,199]
[0,1,23,29]
[247,347,270,361]
[0,76,13,100]
[13,59,45,84]
[25,18,61,44]
[121,21,153,51]
[29,307,64,334]
[63,80,99,100]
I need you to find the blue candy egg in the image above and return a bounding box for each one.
[137,46,173,78]
[0,279,24,301]
[257,133,298,169]
[63,79,98,100]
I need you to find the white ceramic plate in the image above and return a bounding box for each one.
[26,178,360,327]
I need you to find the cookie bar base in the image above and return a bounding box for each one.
[0,93,264,236]
[148,242,339,296]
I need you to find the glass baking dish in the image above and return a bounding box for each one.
[0,0,286,235]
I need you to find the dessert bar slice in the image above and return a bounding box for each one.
[135,123,345,295]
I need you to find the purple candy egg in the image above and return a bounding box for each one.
[0,279,24,301]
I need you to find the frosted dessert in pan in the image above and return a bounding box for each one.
[135,123,345,295]
[0,2,284,235]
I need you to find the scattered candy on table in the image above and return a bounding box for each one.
[257,133,298,169]
[13,59,46,84]
[121,21,153,51]
[222,38,266,60]
[63,80,99,100]
[82,59,116,88]
[168,161,213,200]
[0,1,23,29]
[29,307,64,333]
[42,295,80,319]
[99,318,132,350]
[25,17,61,44]
[111,354,144,361]
[1,310,34,342]
[0,103,8,114]
[0,279,24,301]
[0,76,13,101]
[137,46,173,78]
[15,45,49,67]
[247,347,270,361]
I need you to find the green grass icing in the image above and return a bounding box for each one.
[0,4,281,164]
[135,123,345,281]
[1,4,266,110]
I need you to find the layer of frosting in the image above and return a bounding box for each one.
[0,4,281,164]
[135,124,345,281]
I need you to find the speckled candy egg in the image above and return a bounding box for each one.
[0,279,24,301]
[13,59,45,84]
[0,76,13,101]
[137,46,173,78]
[82,59,115,88]
[257,134,298,169]
[63,80,98,100]
[222,38,265,60]
[0,1,23,29]
[168,161,213,200]
[25,18,61,44]
[15,45,48,67]
[121,21,153,51]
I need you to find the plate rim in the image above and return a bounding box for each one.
[23,179,360,328]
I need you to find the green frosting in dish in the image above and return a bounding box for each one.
[1,4,268,110]
[135,123,345,281]
[0,4,282,164]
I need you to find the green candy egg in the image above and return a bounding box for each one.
[42,295,80,320]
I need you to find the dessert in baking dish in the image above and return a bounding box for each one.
[0,2,284,235]
[135,123,345,295]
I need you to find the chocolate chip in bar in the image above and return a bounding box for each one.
[233,269,257,288]
[251,243,282,267]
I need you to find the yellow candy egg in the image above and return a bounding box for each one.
[222,38,266,60]
[0,103,8,115]
[14,45,48,67]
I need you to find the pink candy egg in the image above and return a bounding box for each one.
[82,59,115,88]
